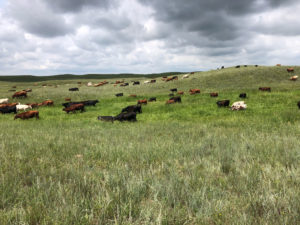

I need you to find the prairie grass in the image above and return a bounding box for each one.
[0,66,300,224]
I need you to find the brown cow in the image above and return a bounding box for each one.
[177,91,184,95]
[210,92,218,97]
[41,100,54,106]
[0,103,18,108]
[259,87,271,92]
[26,103,39,108]
[137,99,147,105]
[189,89,201,94]
[287,68,294,73]
[129,94,137,97]
[12,91,27,98]
[63,103,85,113]
[14,110,39,120]
[65,98,71,101]
[276,64,281,66]
[166,99,175,104]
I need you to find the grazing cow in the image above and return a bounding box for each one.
[41,100,54,106]
[149,97,156,102]
[137,99,147,105]
[177,91,184,95]
[0,98,9,104]
[235,65,240,68]
[169,93,174,97]
[82,100,99,106]
[144,80,151,84]
[133,81,140,85]
[259,87,271,92]
[287,68,294,73]
[169,96,181,103]
[65,98,71,101]
[217,100,230,107]
[121,104,142,114]
[130,94,137,97]
[183,74,189,79]
[69,87,79,91]
[97,116,115,122]
[189,89,201,94]
[63,104,85,113]
[290,75,298,81]
[150,79,156,83]
[14,110,39,120]
[120,83,129,87]
[12,91,27,98]
[239,93,247,98]
[170,88,177,92]
[115,93,123,97]
[276,64,281,66]
[166,99,175,104]
[231,101,247,111]
[26,103,39,108]
[210,92,218,97]
[0,106,17,114]
[16,103,32,111]
[114,111,137,122]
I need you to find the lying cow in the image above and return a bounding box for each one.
[120,83,129,87]
[41,100,54,106]
[170,88,177,92]
[26,103,39,108]
[239,93,247,98]
[149,97,156,102]
[169,96,181,103]
[231,101,247,111]
[121,104,142,114]
[0,98,9,104]
[14,110,39,120]
[166,99,175,104]
[115,93,123,97]
[114,111,137,122]
[210,92,218,97]
[290,75,298,81]
[69,87,79,91]
[189,89,201,94]
[259,87,271,92]
[133,81,140,85]
[0,106,17,114]
[129,94,137,97]
[217,100,230,107]
[63,104,85,113]
[137,99,147,105]
[97,116,115,122]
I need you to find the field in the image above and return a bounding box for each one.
[1,66,300,224]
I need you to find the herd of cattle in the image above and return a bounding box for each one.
[0,67,299,121]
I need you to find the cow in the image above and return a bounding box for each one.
[82,100,99,106]
[9,89,16,92]
[172,76,178,80]
[210,92,218,97]
[0,106,17,114]
[239,93,247,98]
[144,80,151,84]
[87,82,93,87]
[191,72,194,74]
[221,66,224,69]
[121,104,142,114]
[166,77,173,82]
[120,83,129,87]
[297,101,300,109]
[255,65,258,67]
[166,99,175,104]
[189,89,201,94]
[26,103,39,108]
[114,111,137,122]
[63,104,85,113]
[217,100,230,107]
[65,98,71,101]
[244,65,247,67]
[14,110,39,120]
[287,68,294,73]
[177,91,184,95]
[69,88,79,91]
[115,93,123,97]
[231,101,247,111]
[41,100,54,106]
[183,74,189,79]
[149,97,156,102]
[259,87,271,92]
[133,81,140,85]
[150,79,156,83]
[12,86,17,88]
[170,88,177,92]
[16,103,32,111]
[169,96,181,103]
[235,65,240,68]
[23,89,32,92]
[276,64,281,66]
[0,103,17,108]
[137,99,147,105]
[0,98,9,104]
[290,75,298,81]
[169,93,174,97]
[12,91,27,98]
[97,116,115,122]
[129,94,137,97]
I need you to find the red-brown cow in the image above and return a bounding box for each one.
[137,99,147,105]
[259,87,271,92]
[177,91,184,95]
[63,103,85,113]
[65,98,71,101]
[41,100,54,106]
[189,89,201,94]
[166,99,175,104]
[210,92,218,97]
[287,68,294,72]
[0,103,18,108]
[14,110,39,120]
[12,91,27,98]
[129,94,137,97]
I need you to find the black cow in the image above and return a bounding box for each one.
[239,93,247,98]
[133,81,140,85]
[255,65,258,67]
[69,88,79,91]
[121,104,142,114]
[0,106,17,114]
[114,112,137,122]
[9,89,16,92]
[149,97,156,102]
[221,66,224,69]
[297,101,300,109]
[244,65,247,67]
[235,65,240,68]
[150,79,156,83]
[169,96,181,103]
[169,93,174,97]
[170,88,177,92]
[97,116,115,122]
[217,100,230,107]
[115,93,123,97]
[120,83,129,87]
[82,100,99,106]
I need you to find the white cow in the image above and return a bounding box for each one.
[182,74,189,79]
[87,82,93,87]
[0,98,9,104]
[231,101,247,111]
[290,75,298,81]
[16,103,32,111]
[144,80,151,84]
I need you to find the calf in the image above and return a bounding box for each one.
[63,104,85,113]
[97,116,115,122]
[177,91,184,95]
[189,89,201,94]
[170,88,177,92]
[114,111,137,122]
[16,103,32,111]
[69,87,79,91]
[0,106,17,114]
[239,93,247,98]
[138,99,147,105]
[14,110,39,120]
[121,105,142,114]
[217,100,230,107]
[115,93,123,97]
[169,96,181,103]
[166,99,175,104]
[210,92,218,97]
[259,87,271,92]
[149,97,156,102]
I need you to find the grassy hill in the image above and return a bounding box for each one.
[0,65,300,225]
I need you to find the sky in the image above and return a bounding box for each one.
[0,0,300,75]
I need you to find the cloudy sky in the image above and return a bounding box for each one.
[0,0,300,75]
